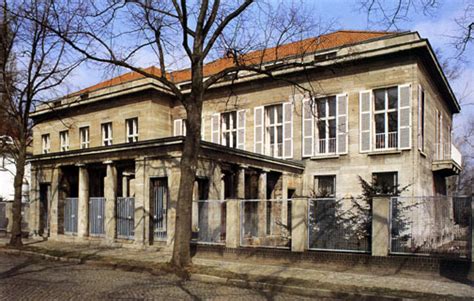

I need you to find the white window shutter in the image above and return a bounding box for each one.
[417,85,422,150]
[302,98,314,157]
[211,113,220,144]
[254,106,264,154]
[236,109,246,150]
[282,102,293,158]
[359,90,372,153]
[398,84,411,150]
[201,116,205,140]
[174,119,182,136]
[336,94,348,154]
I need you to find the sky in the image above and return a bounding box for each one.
[66,0,473,134]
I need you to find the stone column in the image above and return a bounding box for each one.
[104,161,117,243]
[291,197,308,252]
[236,166,246,199]
[122,174,129,197]
[281,173,289,226]
[134,158,146,246]
[167,167,180,248]
[49,167,61,238]
[372,196,390,257]
[225,199,240,248]
[77,164,89,238]
[28,166,40,236]
[192,180,199,231]
[257,169,267,236]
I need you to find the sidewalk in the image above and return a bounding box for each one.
[0,238,473,300]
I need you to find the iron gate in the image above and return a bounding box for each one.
[151,179,167,240]
[0,202,6,232]
[117,197,134,239]
[89,197,105,236]
[64,198,78,234]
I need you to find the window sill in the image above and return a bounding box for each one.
[310,154,340,160]
[367,149,402,156]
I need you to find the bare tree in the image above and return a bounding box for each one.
[0,0,82,246]
[21,0,323,268]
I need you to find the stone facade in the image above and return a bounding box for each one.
[26,31,461,251]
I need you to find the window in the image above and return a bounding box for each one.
[101,122,113,146]
[316,96,337,154]
[126,118,138,143]
[79,126,90,149]
[41,134,50,154]
[373,87,398,149]
[173,119,186,136]
[265,104,283,157]
[59,131,69,151]
[418,87,425,152]
[221,111,237,148]
[314,175,336,197]
[372,172,398,195]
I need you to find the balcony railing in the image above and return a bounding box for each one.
[315,138,336,154]
[434,143,462,167]
[375,132,398,149]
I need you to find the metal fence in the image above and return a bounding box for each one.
[192,200,226,244]
[240,199,292,249]
[0,202,7,232]
[117,197,134,239]
[390,196,472,257]
[89,197,105,236]
[308,198,371,253]
[64,198,78,234]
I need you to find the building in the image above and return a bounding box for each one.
[27,31,461,249]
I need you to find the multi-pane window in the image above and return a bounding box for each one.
[59,130,69,151]
[101,122,113,146]
[126,118,138,143]
[79,126,90,149]
[314,175,336,197]
[316,96,337,154]
[221,111,237,148]
[41,134,50,154]
[372,172,398,195]
[373,87,398,149]
[265,104,283,157]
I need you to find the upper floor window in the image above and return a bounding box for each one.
[101,122,113,146]
[41,134,50,154]
[221,111,237,148]
[59,130,69,152]
[173,119,187,136]
[265,104,283,158]
[126,118,138,143]
[373,87,398,149]
[79,126,90,149]
[359,85,411,153]
[316,96,337,154]
[302,94,347,157]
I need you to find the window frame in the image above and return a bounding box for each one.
[79,126,90,149]
[126,117,139,143]
[264,104,283,158]
[373,87,398,150]
[101,122,113,146]
[314,175,336,197]
[372,172,398,195]
[41,134,50,154]
[315,96,337,154]
[59,130,69,152]
[221,111,237,148]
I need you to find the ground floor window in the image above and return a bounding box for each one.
[372,172,398,195]
[314,175,336,197]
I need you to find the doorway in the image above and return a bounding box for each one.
[39,183,50,236]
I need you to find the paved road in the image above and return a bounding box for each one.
[0,254,335,301]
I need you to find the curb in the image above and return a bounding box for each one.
[0,247,471,301]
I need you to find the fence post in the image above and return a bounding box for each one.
[291,197,308,252]
[226,199,240,248]
[372,195,391,257]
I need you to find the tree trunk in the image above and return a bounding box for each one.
[171,98,202,268]
[9,141,26,247]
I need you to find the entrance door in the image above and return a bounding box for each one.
[150,178,168,242]
[39,184,50,236]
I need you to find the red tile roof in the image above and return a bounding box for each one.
[74,30,393,96]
